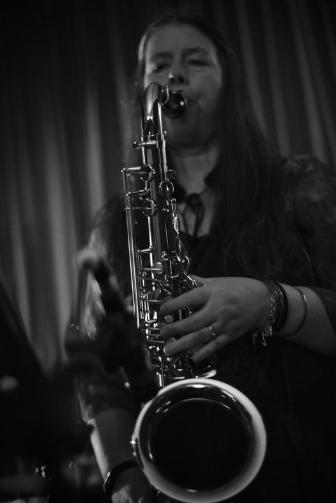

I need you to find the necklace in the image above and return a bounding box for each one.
[178,187,209,238]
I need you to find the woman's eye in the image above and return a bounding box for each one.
[152,62,170,73]
[188,58,207,67]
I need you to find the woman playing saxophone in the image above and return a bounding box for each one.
[68,11,336,503]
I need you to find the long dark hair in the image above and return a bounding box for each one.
[128,12,312,283]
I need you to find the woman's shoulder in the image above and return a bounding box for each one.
[281,156,336,288]
[281,155,336,224]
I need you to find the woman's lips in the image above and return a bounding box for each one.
[186,98,197,108]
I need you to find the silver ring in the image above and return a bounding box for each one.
[203,323,216,343]
[208,323,216,339]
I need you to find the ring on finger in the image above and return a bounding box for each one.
[203,323,217,343]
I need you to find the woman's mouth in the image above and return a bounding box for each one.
[186,98,197,108]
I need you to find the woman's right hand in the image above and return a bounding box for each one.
[111,466,153,503]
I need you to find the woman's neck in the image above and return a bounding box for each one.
[169,144,220,194]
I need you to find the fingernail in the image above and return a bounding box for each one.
[164,339,177,355]
[163,344,173,356]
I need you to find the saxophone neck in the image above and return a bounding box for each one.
[142,83,165,136]
[141,83,186,136]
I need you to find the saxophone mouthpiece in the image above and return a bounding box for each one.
[162,89,186,118]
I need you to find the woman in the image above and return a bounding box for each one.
[71,12,336,503]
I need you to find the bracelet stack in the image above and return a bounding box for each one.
[252,280,288,347]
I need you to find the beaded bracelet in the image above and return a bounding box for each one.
[103,460,138,498]
[252,280,288,346]
[263,280,288,331]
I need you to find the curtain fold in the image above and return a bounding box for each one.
[0,0,335,369]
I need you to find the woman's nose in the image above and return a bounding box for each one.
[168,65,189,86]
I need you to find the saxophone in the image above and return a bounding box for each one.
[122,83,266,502]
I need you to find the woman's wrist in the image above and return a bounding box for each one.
[276,284,307,338]
[252,281,310,346]
[252,280,289,346]
[103,460,138,498]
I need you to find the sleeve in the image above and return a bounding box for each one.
[286,155,336,288]
[74,271,138,421]
[280,157,336,445]
[279,159,336,490]
[285,156,336,330]
[66,195,138,420]
[77,365,138,422]
[311,288,336,335]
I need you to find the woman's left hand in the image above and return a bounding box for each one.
[159,276,269,363]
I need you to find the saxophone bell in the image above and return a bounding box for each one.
[132,378,266,503]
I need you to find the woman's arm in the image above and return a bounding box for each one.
[277,284,336,354]
[90,408,136,476]
[88,407,152,503]
[70,249,153,502]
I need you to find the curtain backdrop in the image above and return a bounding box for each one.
[0,0,335,370]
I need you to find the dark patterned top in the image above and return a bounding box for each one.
[73,155,336,502]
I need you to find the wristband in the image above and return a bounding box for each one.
[103,460,138,497]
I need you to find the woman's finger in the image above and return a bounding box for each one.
[160,285,209,315]
[191,334,233,363]
[187,342,204,355]
[160,308,213,339]
[164,325,217,355]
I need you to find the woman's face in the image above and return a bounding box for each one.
[142,23,224,149]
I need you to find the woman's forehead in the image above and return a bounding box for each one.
[144,23,217,60]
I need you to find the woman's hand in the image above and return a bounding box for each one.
[111,466,153,502]
[160,276,269,363]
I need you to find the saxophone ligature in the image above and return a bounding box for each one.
[122,83,266,502]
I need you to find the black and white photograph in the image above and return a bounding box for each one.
[0,1,335,501]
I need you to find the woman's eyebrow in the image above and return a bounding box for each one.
[149,47,209,61]
[149,51,172,62]
[183,47,209,57]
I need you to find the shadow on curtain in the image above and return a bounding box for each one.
[0,0,335,370]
